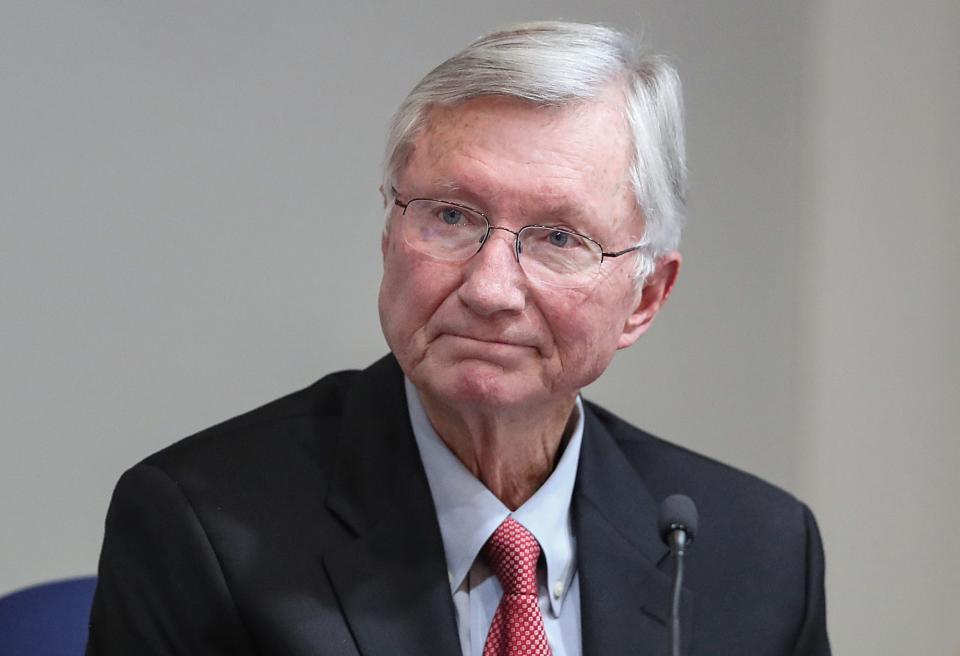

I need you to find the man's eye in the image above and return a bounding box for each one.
[439,207,465,225]
[547,230,573,248]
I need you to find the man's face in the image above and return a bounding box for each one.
[379,91,678,412]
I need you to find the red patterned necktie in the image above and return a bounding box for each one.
[481,517,553,656]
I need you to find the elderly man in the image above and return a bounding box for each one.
[88,22,830,656]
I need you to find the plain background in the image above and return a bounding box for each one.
[1,1,957,654]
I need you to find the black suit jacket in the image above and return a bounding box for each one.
[87,355,830,655]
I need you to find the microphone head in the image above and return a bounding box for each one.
[658,494,699,544]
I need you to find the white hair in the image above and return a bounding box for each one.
[382,21,687,283]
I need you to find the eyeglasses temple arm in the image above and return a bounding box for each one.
[601,244,644,258]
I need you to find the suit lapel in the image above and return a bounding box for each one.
[322,356,461,656]
[574,407,693,656]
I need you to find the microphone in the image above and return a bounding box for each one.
[658,494,698,656]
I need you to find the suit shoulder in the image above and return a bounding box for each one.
[141,366,362,479]
[583,399,806,515]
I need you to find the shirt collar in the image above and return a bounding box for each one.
[406,377,583,616]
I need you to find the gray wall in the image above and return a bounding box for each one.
[1,2,956,653]
[798,1,960,653]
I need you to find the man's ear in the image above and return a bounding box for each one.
[617,251,681,349]
[379,186,392,257]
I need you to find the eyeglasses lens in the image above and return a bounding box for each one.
[400,199,602,288]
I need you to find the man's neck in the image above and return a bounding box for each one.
[417,390,579,510]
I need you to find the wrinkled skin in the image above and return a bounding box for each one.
[378,91,679,506]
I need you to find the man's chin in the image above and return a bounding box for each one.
[411,359,543,410]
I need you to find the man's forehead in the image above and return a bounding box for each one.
[420,176,594,218]
[409,96,631,181]
[395,92,641,236]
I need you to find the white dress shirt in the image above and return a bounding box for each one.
[406,378,583,656]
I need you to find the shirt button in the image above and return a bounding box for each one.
[553,581,564,599]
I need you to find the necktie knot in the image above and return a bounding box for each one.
[482,517,541,596]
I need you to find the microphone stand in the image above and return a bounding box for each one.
[667,529,688,656]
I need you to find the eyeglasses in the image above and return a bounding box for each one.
[392,193,644,289]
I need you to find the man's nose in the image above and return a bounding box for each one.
[457,228,527,316]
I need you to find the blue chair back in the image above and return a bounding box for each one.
[0,577,97,656]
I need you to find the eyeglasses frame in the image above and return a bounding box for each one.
[392,194,645,271]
